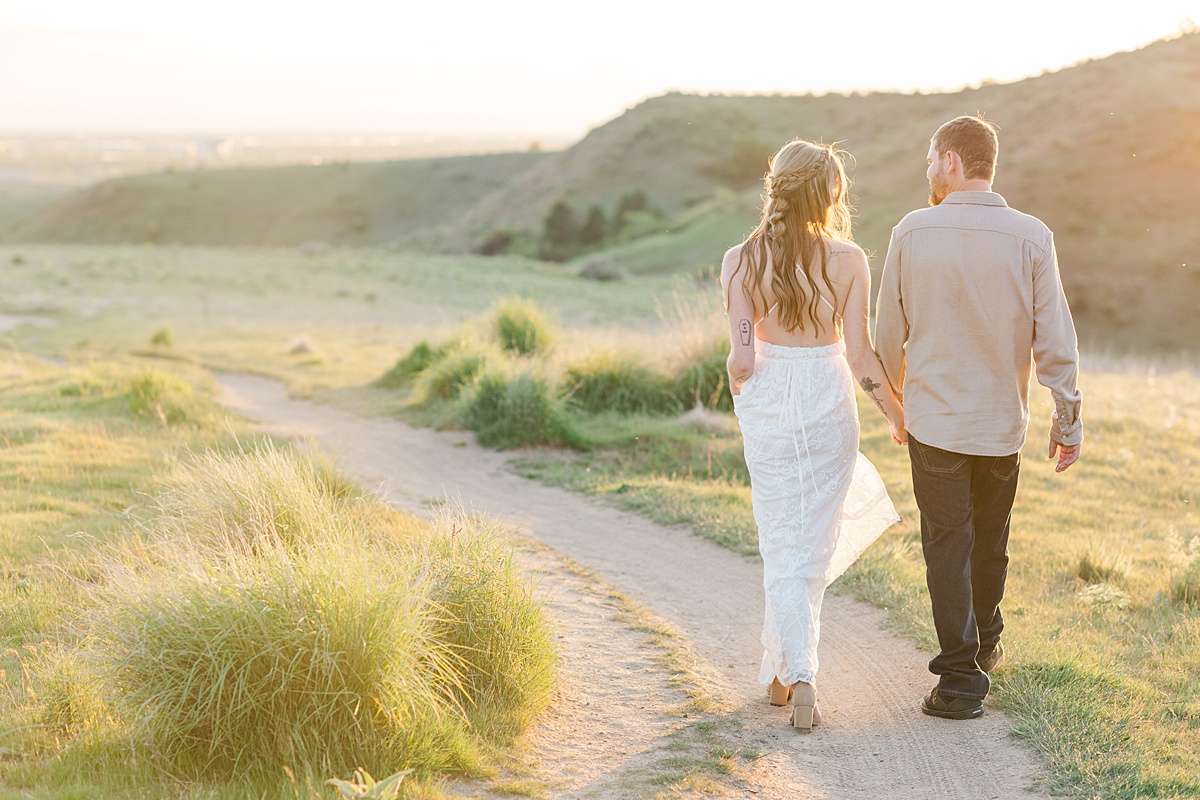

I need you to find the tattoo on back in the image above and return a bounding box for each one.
[739,318,752,347]
[859,376,887,415]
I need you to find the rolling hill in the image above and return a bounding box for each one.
[4,32,1199,351]
[1,151,549,248]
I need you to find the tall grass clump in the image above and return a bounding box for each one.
[410,340,491,403]
[90,539,466,779]
[375,340,441,390]
[1167,528,1200,605]
[146,440,375,553]
[1075,541,1132,584]
[491,296,555,357]
[58,365,217,427]
[462,365,583,450]
[564,348,678,415]
[419,513,556,739]
[14,442,556,786]
[660,289,733,413]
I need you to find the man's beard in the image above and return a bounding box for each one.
[928,171,950,206]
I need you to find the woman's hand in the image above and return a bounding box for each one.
[887,405,908,445]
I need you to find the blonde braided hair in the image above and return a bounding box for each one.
[728,140,853,334]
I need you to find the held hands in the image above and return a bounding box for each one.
[1048,438,1081,473]
[887,405,908,446]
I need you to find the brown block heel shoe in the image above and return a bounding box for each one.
[791,681,817,733]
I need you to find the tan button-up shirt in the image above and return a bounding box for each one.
[875,191,1083,456]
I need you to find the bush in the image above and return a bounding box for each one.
[491,297,555,357]
[53,444,555,781]
[55,365,218,427]
[420,514,556,738]
[375,341,441,389]
[412,342,490,402]
[1076,543,1132,584]
[565,349,676,415]
[124,369,215,427]
[538,201,579,261]
[92,541,463,779]
[149,326,173,347]
[147,440,375,553]
[672,336,733,413]
[462,367,582,450]
[578,254,625,282]
[476,229,514,256]
[1168,529,1200,606]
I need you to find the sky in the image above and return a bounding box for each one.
[1,0,1197,139]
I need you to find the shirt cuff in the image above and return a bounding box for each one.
[1049,392,1083,446]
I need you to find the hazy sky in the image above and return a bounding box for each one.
[2,0,1197,138]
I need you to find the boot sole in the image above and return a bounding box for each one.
[920,703,984,720]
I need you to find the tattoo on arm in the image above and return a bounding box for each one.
[739,319,752,347]
[859,376,887,415]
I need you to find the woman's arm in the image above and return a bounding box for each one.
[838,247,907,444]
[720,246,757,396]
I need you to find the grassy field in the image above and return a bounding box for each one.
[7,33,1199,351]
[0,355,556,799]
[4,240,1200,798]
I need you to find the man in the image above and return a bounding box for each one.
[875,115,1083,719]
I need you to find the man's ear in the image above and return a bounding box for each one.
[945,150,962,177]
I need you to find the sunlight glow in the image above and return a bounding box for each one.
[2,1,1196,135]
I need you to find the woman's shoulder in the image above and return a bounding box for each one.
[824,239,869,275]
[824,238,866,261]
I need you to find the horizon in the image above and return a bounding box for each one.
[2,1,1197,139]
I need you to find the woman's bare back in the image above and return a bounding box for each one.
[725,238,862,348]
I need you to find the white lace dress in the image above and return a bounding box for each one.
[733,338,899,688]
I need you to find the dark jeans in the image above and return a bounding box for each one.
[909,436,1020,700]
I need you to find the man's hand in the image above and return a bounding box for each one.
[1048,438,1081,473]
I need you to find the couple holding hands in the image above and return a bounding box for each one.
[722,115,1082,731]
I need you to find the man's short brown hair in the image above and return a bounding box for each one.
[932,116,999,181]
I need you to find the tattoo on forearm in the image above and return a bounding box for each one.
[739,319,752,347]
[859,376,888,415]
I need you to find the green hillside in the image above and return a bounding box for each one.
[4,32,1199,350]
[1,151,548,248]
[471,32,1200,351]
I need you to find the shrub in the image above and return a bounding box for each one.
[149,326,173,347]
[462,367,582,450]
[123,369,215,427]
[672,336,733,413]
[28,646,110,745]
[1076,543,1132,584]
[420,514,555,738]
[91,541,464,779]
[375,341,441,389]
[578,205,608,246]
[578,254,625,282]
[538,201,579,261]
[411,341,489,402]
[491,297,555,357]
[564,349,676,415]
[661,291,732,412]
[476,229,514,256]
[146,440,374,553]
[66,445,554,781]
[1167,529,1200,606]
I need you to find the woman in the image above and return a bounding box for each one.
[721,139,904,732]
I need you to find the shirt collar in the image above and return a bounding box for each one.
[940,191,1008,207]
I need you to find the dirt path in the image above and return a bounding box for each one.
[216,373,1050,800]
